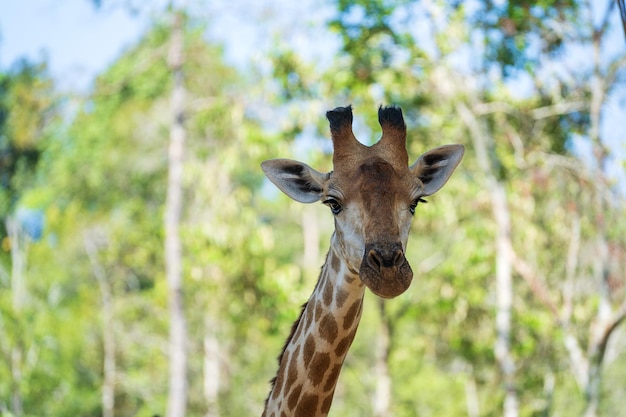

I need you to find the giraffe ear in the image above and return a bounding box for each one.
[410,145,464,196]
[261,159,328,203]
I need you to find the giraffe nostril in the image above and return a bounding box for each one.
[367,249,383,272]
[393,249,404,268]
[366,246,405,271]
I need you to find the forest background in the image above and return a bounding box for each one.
[1,1,625,417]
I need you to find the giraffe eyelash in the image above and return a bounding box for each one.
[409,198,427,215]
[323,198,343,215]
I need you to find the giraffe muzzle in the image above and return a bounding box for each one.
[359,242,413,298]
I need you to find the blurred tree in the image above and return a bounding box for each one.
[3,4,307,415]
[0,59,56,244]
[0,58,58,417]
[0,14,235,416]
[164,9,188,417]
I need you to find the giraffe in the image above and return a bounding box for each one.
[260,105,464,417]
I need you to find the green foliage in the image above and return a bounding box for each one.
[329,0,408,86]
[0,60,57,239]
[475,0,581,76]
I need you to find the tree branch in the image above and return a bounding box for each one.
[504,227,593,392]
[594,0,617,40]
[84,232,115,417]
[530,101,587,120]
[505,241,561,319]
[604,53,626,94]
[601,301,626,350]
[563,215,581,323]
[564,328,590,390]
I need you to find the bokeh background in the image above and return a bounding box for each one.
[1,1,625,416]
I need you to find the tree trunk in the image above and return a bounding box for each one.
[204,318,220,417]
[165,10,188,417]
[457,101,519,417]
[373,299,392,417]
[84,233,115,417]
[491,182,518,417]
[464,367,480,417]
[7,217,26,417]
[582,8,618,414]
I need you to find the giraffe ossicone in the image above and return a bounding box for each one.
[261,105,464,417]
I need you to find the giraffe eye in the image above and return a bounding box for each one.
[323,198,343,215]
[410,198,427,215]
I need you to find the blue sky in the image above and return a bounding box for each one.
[1,0,624,183]
[0,0,335,91]
[0,0,150,90]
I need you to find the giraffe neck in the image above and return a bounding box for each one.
[262,238,366,417]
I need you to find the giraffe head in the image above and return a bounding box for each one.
[262,106,463,298]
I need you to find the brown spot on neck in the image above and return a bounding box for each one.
[322,279,333,306]
[283,345,301,395]
[323,364,342,392]
[287,384,303,411]
[343,298,363,330]
[330,250,341,272]
[294,393,320,417]
[334,327,358,357]
[303,333,315,367]
[319,313,338,343]
[308,352,331,386]
[335,288,349,308]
